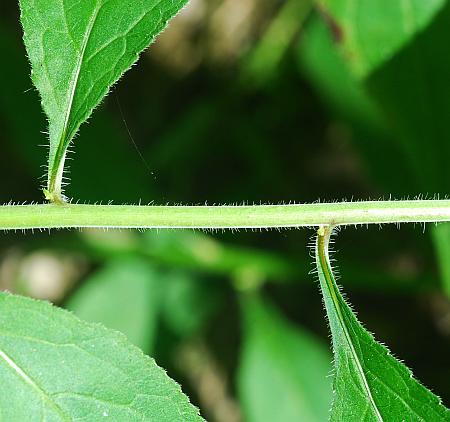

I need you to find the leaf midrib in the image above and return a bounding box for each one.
[317,229,383,421]
[51,0,103,181]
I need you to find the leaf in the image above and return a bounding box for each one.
[65,258,162,353]
[302,5,450,193]
[366,2,450,193]
[315,226,450,421]
[0,292,203,421]
[19,0,188,201]
[301,8,450,298]
[297,16,414,195]
[238,294,332,422]
[317,0,446,78]
[298,17,381,128]
[361,3,450,295]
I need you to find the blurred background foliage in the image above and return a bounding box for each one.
[0,0,449,420]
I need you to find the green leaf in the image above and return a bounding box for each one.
[0,19,150,202]
[362,4,450,295]
[315,226,450,421]
[297,16,412,195]
[65,258,162,353]
[238,294,332,422]
[317,0,446,78]
[19,0,187,201]
[298,17,381,128]
[0,292,203,421]
[366,3,450,193]
[302,5,450,194]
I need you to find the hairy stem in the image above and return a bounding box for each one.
[46,149,67,205]
[316,225,383,420]
[0,200,449,230]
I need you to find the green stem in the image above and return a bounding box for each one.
[0,200,449,230]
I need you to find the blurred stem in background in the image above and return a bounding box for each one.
[240,0,313,88]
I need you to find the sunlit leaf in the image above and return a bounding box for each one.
[297,16,412,195]
[315,226,450,421]
[367,3,450,192]
[297,16,418,196]
[0,292,203,420]
[317,0,445,77]
[238,294,332,422]
[298,17,380,127]
[19,0,187,200]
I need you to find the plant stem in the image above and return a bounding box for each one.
[0,200,449,230]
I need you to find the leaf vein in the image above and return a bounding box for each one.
[0,346,71,421]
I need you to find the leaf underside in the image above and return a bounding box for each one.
[19,0,188,199]
[315,227,450,421]
[0,292,203,421]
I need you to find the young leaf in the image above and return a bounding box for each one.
[19,0,188,202]
[238,294,332,422]
[317,0,446,78]
[315,226,450,421]
[65,258,163,353]
[0,292,203,421]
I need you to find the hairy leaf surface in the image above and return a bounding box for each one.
[315,227,450,421]
[19,0,187,200]
[0,292,203,421]
[317,0,445,77]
